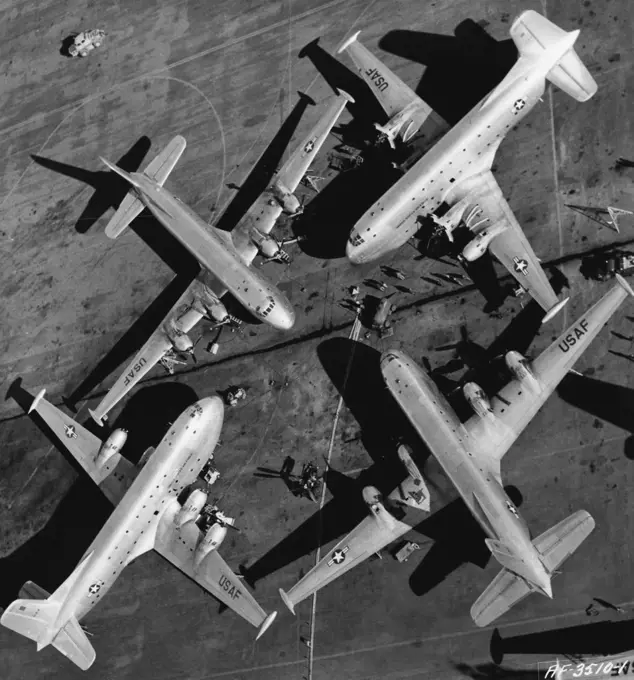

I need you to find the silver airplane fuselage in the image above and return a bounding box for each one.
[381,350,552,595]
[128,174,295,330]
[51,397,224,631]
[347,38,573,264]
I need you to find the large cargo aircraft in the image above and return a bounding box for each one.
[382,275,633,626]
[344,11,598,321]
[89,90,352,425]
[1,392,276,669]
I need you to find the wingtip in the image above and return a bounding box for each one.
[28,389,46,414]
[256,611,278,640]
[337,89,355,104]
[88,409,105,427]
[337,30,360,54]
[616,274,634,298]
[278,588,296,615]
[541,297,569,324]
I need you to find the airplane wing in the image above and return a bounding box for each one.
[470,567,532,627]
[27,390,137,504]
[338,32,448,144]
[154,502,276,637]
[340,32,424,119]
[276,91,352,195]
[231,91,353,266]
[448,170,563,318]
[278,504,412,613]
[88,278,222,426]
[464,276,634,468]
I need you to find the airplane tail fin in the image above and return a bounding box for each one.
[510,10,597,101]
[102,135,186,239]
[1,596,95,670]
[532,509,595,574]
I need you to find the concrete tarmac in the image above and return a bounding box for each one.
[1,0,634,678]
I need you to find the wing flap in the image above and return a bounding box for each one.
[470,567,532,627]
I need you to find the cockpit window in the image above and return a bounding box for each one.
[257,296,276,318]
[349,233,365,247]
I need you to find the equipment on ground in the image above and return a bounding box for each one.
[68,29,105,57]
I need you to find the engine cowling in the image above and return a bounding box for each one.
[194,521,230,570]
[505,351,541,392]
[175,488,207,529]
[462,222,508,262]
[95,428,127,467]
[194,287,229,324]
[270,183,302,216]
[250,228,290,263]
[463,382,494,421]
[164,323,194,353]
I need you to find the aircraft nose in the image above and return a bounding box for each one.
[270,301,296,331]
[346,236,367,264]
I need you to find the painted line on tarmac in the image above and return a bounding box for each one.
[306,312,362,679]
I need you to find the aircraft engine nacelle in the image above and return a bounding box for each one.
[164,323,194,353]
[505,351,541,392]
[270,183,302,216]
[250,228,291,263]
[194,288,229,324]
[95,428,128,467]
[463,382,495,421]
[194,522,230,570]
[462,222,508,262]
[175,488,207,529]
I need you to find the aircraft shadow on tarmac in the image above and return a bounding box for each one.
[0,381,198,609]
[214,90,315,234]
[32,136,152,234]
[490,616,634,666]
[65,271,198,409]
[241,338,500,594]
[453,660,541,679]
[557,373,634,459]
[380,19,518,126]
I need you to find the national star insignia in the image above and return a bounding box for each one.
[64,424,78,439]
[88,582,101,595]
[328,546,349,566]
[303,139,315,154]
[513,257,529,276]
[512,98,526,113]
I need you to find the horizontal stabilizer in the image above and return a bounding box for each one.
[104,189,145,239]
[471,568,533,627]
[51,615,96,670]
[485,538,537,586]
[532,509,595,573]
[510,10,597,101]
[141,135,186,186]
[1,597,59,644]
